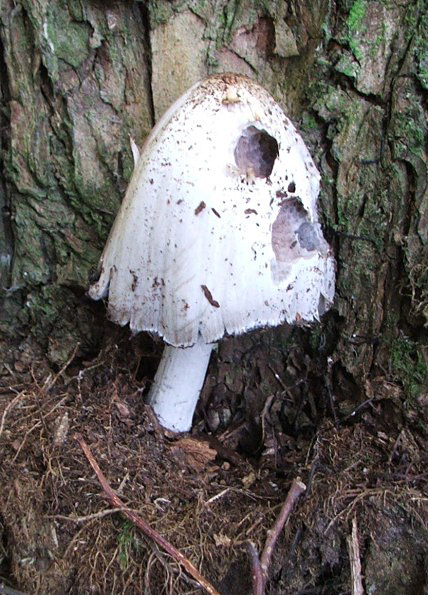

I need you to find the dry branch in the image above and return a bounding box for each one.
[260,477,306,580]
[47,508,141,524]
[347,516,364,595]
[247,541,264,595]
[246,477,306,594]
[0,392,27,438]
[75,434,220,595]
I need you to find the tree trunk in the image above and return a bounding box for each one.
[1,0,425,399]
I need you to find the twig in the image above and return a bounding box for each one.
[205,488,231,506]
[0,384,27,394]
[43,343,80,391]
[285,524,303,569]
[260,478,306,585]
[347,516,364,595]
[245,478,306,594]
[324,487,387,534]
[0,584,28,595]
[46,507,141,523]
[247,542,264,595]
[267,365,287,390]
[343,397,376,422]
[388,429,404,464]
[0,391,27,438]
[12,421,42,462]
[325,356,338,426]
[260,394,275,447]
[75,434,220,595]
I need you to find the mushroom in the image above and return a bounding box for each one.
[89,73,335,432]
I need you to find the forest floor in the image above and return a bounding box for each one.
[0,324,427,594]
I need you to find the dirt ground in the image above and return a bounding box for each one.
[0,320,427,594]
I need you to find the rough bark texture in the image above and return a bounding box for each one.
[1,0,426,396]
[0,2,427,593]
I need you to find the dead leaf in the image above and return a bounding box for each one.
[241,471,256,488]
[114,399,131,418]
[14,360,26,373]
[11,439,21,452]
[213,533,232,546]
[172,437,217,472]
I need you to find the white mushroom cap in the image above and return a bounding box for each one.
[89,74,335,347]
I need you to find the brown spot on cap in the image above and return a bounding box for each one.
[195,201,206,215]
[201,285,220,308]
[129,269,138,292]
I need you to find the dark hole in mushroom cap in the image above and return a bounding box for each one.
[318,294,327,316]
[297,222,320,251]
[288,181,296,193]
[234,126,279,178]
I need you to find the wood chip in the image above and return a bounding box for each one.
[172,437,217,471]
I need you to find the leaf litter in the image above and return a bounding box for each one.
[0,324,427,594]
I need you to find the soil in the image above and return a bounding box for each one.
[0,321,427,595]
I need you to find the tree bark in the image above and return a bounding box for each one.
[0,0,426,396]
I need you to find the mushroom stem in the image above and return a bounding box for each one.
[148,339,214,432]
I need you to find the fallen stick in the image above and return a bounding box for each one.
[247,541,264,595]
[347,516,364,595]
[259,477,306,592]
[75,434,220,595]
[47,507,141,523]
